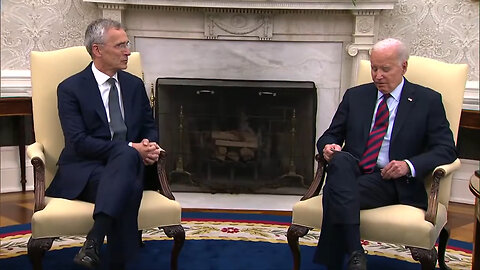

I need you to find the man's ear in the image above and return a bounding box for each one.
[92,44,102,58]
[402,61,408,75]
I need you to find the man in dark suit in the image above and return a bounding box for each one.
[45,19,161,269]
[314,38,457,270]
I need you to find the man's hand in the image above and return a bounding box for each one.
[323,143,342,162]
[132,139,163,165]
[381,160,410,179]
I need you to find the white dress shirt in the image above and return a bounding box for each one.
[91,63,125,139]
[371,78,416,177]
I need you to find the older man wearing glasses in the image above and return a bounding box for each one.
[45,19,161,269]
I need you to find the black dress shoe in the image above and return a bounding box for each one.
[347,250,367,270]
[74,239,100,269]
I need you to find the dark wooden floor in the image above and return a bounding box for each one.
[0,191,475,243]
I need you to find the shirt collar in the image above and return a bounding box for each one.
[377,77,404,102]
[91,62,118,85]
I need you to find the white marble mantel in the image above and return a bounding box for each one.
[84,0,397,10]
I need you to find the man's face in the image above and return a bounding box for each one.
[370,47,407,94]
[93,28,131,76]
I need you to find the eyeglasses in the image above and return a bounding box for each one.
[97,41,131,51]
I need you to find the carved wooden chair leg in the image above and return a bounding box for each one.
[287,224,311,270]
[409,246,438,270]
[163,225,185,270]
[27,237,55,270]
[437,226,451,270]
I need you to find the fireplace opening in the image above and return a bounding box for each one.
[156,78,317,195]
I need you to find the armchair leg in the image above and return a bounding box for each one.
[27,237,55,270]
[409,246,437,270]
[162,225,185,270]
[287,224,311,270]
[437,226,451,270]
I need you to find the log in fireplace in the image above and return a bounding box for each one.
[155,78,316,195]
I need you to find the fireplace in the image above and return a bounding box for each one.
[83,0,398,193]
[155,78,316,194]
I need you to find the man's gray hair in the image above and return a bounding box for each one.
[372,38,410,64]
[84,18,123,57]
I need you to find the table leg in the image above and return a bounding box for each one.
[17,116,26,192]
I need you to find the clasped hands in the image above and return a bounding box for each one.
[323,143,410,179]
[132,139,163,165]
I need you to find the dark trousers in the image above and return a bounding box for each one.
[78,144,144,262]
[313,151,399,269]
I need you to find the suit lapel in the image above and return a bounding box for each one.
[391,78,416,142]
[82,64,109,126]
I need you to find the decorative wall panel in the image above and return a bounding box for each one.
[1,0,100,70]
[378,0,479,80]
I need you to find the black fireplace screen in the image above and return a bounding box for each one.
[155,78,317,195]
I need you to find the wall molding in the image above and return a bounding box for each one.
[464,81,480,110]
[0,70,31,97]
[451,158,477,205]
[0,146,34,193]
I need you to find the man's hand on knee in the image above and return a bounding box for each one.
[132,139,163,165]
[323,143,341,162]
[381,160,410,179]
[144,143,162,165]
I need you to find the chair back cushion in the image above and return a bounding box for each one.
[30,46,143,187]
[356,56,468,207]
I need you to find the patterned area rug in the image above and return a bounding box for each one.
[0,212,473,269]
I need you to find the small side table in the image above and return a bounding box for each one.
[0,97,33,192]
[469,170,480,270]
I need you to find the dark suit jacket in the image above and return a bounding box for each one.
[46,62,158,199]
[317,78,457,208]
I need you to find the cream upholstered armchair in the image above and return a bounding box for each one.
[27,46,185,270]
[287,56,468,270]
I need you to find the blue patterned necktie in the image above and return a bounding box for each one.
[358,94,391,173]
[107,78,127,141]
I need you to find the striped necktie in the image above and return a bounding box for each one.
[358,94,391,173]
[107,78,127,141]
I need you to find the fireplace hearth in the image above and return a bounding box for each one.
[156,78,317,195]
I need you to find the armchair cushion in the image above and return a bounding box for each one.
[359,204,446,248]
[31,191,181,239]
[291,196,447,249]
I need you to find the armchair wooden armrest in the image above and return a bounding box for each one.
[27,142,47,212]
[156,151,175,200]
[425,158,461,224]
[300,154,327,201]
